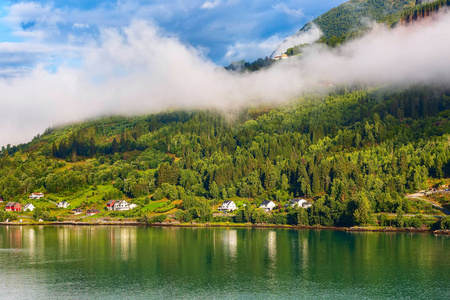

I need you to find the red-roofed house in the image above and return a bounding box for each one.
[29,193,44,199]
[86,209,100,217]
[106,200,116,210]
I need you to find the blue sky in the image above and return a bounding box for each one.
[0,0,448,148]
[0,0,346,72]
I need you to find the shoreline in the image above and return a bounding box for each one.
[1,221,449,235]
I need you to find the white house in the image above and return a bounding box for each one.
[113,200,130,211]
[218,201,237,212]
[29,193,44,199]
[57,201,70,209]
[23,203,35,212]
[287,198,312,209]
[259,201,276,212]
[302,201,313,209]
[128,203,138,210]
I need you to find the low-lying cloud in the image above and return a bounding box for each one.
[1,12,450,147]
[271,23,322,57]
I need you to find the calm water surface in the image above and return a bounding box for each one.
[0,226,449,299]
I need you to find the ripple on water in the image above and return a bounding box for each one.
[0,226,449,299]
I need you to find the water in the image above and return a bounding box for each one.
[0,226,449,299]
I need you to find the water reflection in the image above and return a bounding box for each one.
[8,226,23,249]
[120,227,130,261]
[57,226,70,255]
[267,230,276,262]
[222,229,237,259]
[0,227,449,299]
[27,227,35,257]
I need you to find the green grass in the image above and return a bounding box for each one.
[39,185,119,211]
[142,200,167,212]
[2,185,123,219]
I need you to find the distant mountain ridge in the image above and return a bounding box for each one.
[272,0,415,57]
[231,0,447,72]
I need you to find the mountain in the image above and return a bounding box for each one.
[272,0,416,57]
[232,0,449,72]
[1,85,450,227]
[1,0,450,228]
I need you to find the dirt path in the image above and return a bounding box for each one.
[406,191,450,215]
[376,213,444,218]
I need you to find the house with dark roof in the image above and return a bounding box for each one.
[218,201,237,212]
[5,202,21,212]
[5,202,14,211]
[113,200,130,211]
[259,200,276,212]
[23,203,35,212]
[71,208,83,215]
[287,198,313,209]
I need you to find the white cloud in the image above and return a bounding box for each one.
[271,23,322,57]
[0,40,86,73]
[72,23,90,29]
[272,3,305,18]
[2,2,63,41]
[201,0,222,9]
[225,35,282,62]
[1,13,450,147]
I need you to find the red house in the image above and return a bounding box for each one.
[106,200,115,210]
[86,209,100,217]
[5,202,21,212]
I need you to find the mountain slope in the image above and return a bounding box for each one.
[273,0,415,56]
[1,85,450,227]
[312,0,414,38]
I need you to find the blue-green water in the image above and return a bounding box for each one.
[0,226,449,299]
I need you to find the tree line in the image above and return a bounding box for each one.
[0,85,449,227]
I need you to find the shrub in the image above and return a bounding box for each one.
[151,214,167,223]
[406,217,422,229]
[154,204,175,213]
[441,216,450,230]
[378,214,389,226]
[42,211,57,222]
[152,188,164,200]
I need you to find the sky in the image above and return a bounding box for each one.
[0,1,449,148]
[0,0,346,70]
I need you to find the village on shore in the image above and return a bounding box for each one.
[1,185,449,231]
[0,191,313,223]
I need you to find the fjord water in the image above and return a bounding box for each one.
[0,226,449,299]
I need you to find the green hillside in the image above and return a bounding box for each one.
[1,0,450,228]
[287,0,449,51]
[311,0,414,39]
[383,0,450,26]
[231,0,450,72]
[285,0,414,52]
[1,84,450,228]
[232,0,416,71]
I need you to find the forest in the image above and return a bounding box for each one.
[1,84,449,228]
[296,0,450,50]
[233,0,449,69]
